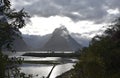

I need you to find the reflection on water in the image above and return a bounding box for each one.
[50,63,75,78]
[4,51,77,78]
[21,64,53,78]
[21,63,75,78]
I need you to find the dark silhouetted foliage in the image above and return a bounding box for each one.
[71,17,120,78]
[0,0,31,78]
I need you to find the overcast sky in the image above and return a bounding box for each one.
[11,0,120,37]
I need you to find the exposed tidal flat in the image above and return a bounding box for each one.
[4,51,79,78]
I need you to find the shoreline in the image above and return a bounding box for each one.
[56,69,74,78]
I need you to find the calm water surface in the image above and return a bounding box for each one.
[4,51,77,78]
[21,63,75,78]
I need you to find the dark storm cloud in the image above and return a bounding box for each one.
[106,0,120,9]
[12,0,120,23]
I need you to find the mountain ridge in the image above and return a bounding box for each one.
[41,26,82,51]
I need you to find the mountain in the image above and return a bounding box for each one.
[71,33,90,47]
[0,11,30,51]
[12,36,31,51]
[41,26,82,51]
[22,34,51,50]
[2,35,31,51]
[22,32,90,51]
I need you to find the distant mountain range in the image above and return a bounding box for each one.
[0,11,30,51]
[0,11,89,51]
[22,34,51,50]
[41,26,82,51]
[12,26,90,51]
[12,36,30,51]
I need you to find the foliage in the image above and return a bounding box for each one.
[71,17,120,78]
[0,0,29,51]
[0,0,31,78]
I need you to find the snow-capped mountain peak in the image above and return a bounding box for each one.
[41,26,82,51]
[53,26,69,39]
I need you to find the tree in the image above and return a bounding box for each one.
[0,0,31,78]
[71,16,120,78]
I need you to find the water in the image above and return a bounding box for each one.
[4,51,77,78]
[21,63,75,78]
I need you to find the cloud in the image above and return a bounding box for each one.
[19,15,106,36]
[71,33,91,47]
[11,0,120,23]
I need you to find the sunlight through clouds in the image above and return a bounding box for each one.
[11,0,120,38]
[20,15,106,37]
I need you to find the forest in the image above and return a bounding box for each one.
[0,0,120,78]
[70,16,120,78]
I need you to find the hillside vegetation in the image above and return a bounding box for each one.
[70,17,120,78]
